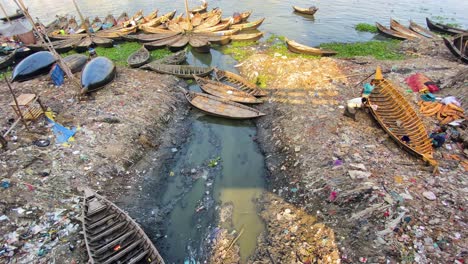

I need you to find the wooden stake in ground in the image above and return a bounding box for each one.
[15,0,82,93]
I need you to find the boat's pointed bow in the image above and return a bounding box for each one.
[375,66,383,80]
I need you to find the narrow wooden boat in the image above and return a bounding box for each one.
[144,34,183,50]
[443,34,468,64]
[150,50,186,65]
[185,91,265,119]
[230,18,265,31]
[366,67,437,169]
[95,25,137,39]
[196,28,240,36]
[194,76,262,104]
[285,38,337,56]
[116,12,129,26]
[376,22,414,40]
[409,20,438,39]
[230,32,263,42]
[67,17,79,32]
[127,46,150,68]
[200,8,221,20]
[141,64,213,78]
[62,54,88,73]
[390,19,425,39]
[81,57,116,93]
[0,50,16,70]
[426,18,467,35]
[82,189,165,264]
[140,9,159,24]
[213,68,267,97]
[188,37,210,53]
[75,17,90,34]
[139,10,176,30]
[27,37,82,53]
[201,34,231,45]
[292,6,318,15]
[91,17,103,33]
[123,32,179,42]
[195,14,222,30]
[76,36,113,52]
[102,14,117,30]
[194,20,232,33]
[0,9,24,21]
[221,11,252,24]
[12,51,56,82]
[190,1,208,13]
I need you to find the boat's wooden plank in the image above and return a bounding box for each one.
[94,230,136,255]
[102,239,143,264]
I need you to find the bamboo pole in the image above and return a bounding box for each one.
[0,2,12,24]
[15,0,82,94]
[72,0,91,36]
[4,76,29,132]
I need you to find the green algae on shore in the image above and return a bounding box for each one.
[354,23,378,33]
[320,40,406,60]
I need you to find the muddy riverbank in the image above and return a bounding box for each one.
[1,37,467,264]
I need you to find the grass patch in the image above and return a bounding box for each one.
[0,68,12,80]
[320,40,405,60]
[220,41,258,61]
[256,75,268,88]
[61,42,172,66]
[354,23,378,33]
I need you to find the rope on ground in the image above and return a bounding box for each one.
[226,227,244,252]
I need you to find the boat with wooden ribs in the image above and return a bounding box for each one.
[213,68,267,97]
[292,6,318,15]
[443,34,468,64]
[127,46,150,68]
[390,19,425,39]
[153,50,187,64]
[376,22,415,40]
[230,32,263,42]
[185,91,266,119]
[82,189,165,264]
[285,38,337,56]
[409,21,438,39]
[194,75,262,104]
[141,64,213,78]
[426,18,467,35]
[366,67,437,170]
[230,18,265,31]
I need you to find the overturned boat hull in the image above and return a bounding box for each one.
[81,57,116,93]
[12,51,56,82]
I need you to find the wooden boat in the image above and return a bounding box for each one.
[194,76,262,104]
[230,18,265,31]
[366,67,437,169]
[67,17,79,32]
[443,34,468,64]
[139,10,176,30]
[0,50,16,70]
[82,189,165,264]
[62,54,88,73]
[116,12,129,26]
[221,11,252,24]
[0,9,24,21]
[185,91,265,119]
[390,19,425,39]
[102,14,117,30]
[426,18,467,35]
[127,46,150,68]
[91,17,103,33]
[11,51,56,82]
[376,22,415,40]
[213,68,267,97]
[76,36,113,52]
[292,6,318,15]
[195,13,222,30]
[230,32,263,42]
[197,28,240,36]
[193,20,232,33]
[81,57,116,93]
[141,64,213,78]
[285,38,337,56]
[75,17,90,34]
[409,21,438,39]
[123,32,179,42]
[148,50,186,65]
[27,37,82,53]
[190,1,208,13]
[140,9,158,24]
[189,37,210,53]
[95,25,137,39]
[143,34,183,50]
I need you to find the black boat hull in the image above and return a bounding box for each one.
[12,51,56,82]
[81,57,116,93]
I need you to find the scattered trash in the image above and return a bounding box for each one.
[33,139,50,147]
[422,191,437,201]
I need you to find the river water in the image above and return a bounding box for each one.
[6,0,467,263]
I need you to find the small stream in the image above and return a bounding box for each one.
[121,49,266,263]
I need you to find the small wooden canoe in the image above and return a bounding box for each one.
[194,75,262,104]
[194,20,232,33]
[443,34,468,64]
[76,36,113,52]
[186,91,265,119]
[91,17,103,33]
[62,54,88,73]
[143,34,186,50]
[230,32,263,42]
[195,14,222,30]
[367,68,437,169]
[213,68,267,97]
[285,38,337,56]
[292,6,318,15]
[28,38,82,53]
[189,37,211,53]
[142,64,213,78]
[12,51,56,82]
[426,18,467,35]
[190,1,208,13]
[0,50,16,70]
[0,9,24,21]
[409,21,438,39]
[376,22,414,40]
[140,9,159,24]
[153,50,186,65]
[116,12,129,26]
[123,32,179,43]
[196,28,240,37]
[390,19,425,39]
[102,14,117,30]
[139,10,176,30]
[82,189,165,264]
[81,57,116,93]
[67,17,79,32]
[221,11,252,24]
[127,46,150,68]
[230,18,265,31]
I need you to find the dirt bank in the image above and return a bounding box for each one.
[238,38,467,263]
[0,67,187,263]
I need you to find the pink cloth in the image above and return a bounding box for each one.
[405,73,440,93]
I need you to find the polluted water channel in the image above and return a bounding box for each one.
[120,48,266,263]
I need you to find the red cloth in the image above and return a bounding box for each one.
[405,73,440,93]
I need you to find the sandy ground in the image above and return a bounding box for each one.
[0,37,467,264]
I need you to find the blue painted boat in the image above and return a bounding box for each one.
[11,51,56,82]
[81,56,116,93]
